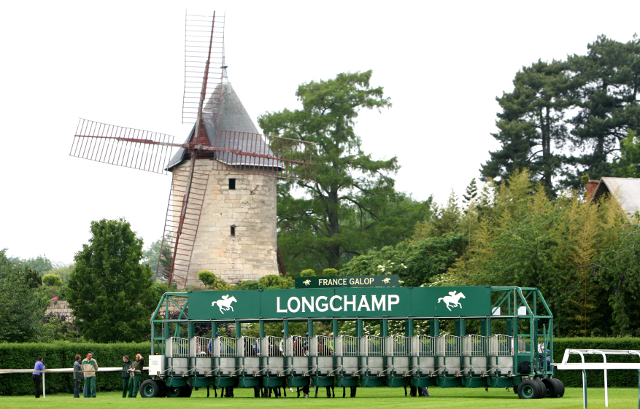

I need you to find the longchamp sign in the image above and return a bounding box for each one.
[187,286,491,320]
[294,275,399,289]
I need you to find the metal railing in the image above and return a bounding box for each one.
[315,336,334,356]
[489,334,513,356]
[219,337,236,357]
[240,336,260,357]
[413,335,436,356]
[463,335,487,357]
[261,336,285,357]
[517,337,530,353]
[336,335,358,357]
[194,337,212,356]
[388,335,411,357]
[364,336,385,357]
[436,335,462,357]
[168,337,189,358]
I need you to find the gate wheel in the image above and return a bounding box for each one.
[517,380,538,399]
[542,378,559,398]
[532,379,546,398]
[166,386,181,398]
[139,380,160,398]
[550,378,565,398]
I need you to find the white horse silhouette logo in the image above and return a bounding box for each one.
[382,277,391,284]
[211,295,237,314]
[438,290,465,311]
[303,279,311,286]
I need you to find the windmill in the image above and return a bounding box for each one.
[69,12,315,287]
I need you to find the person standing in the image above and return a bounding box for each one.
[32,356,45,398]
[128,354,144,398]
[121,356,132,398]
[82,351,98,398]
[73,355,83,398]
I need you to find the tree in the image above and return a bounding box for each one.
[23,255,53,274]
[0,249,48,342]
[612,130,640,177]
[595,222,640,336]
[340,233,466,287]
[259,71,402,271]
[66,219,157,343]
[143,238,172,277]
[42,274,63,287]
[565,35,640,187]
[481,60,570,194]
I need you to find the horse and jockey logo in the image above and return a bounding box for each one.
[303,279,311,286]
[211,295,237,314]
[438,290,465,311]
[382,277,391,284]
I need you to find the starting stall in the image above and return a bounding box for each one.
[142,285,563,399]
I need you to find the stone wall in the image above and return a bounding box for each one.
[173,158,278,287]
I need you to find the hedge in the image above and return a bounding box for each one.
[1,338,639,395]
[0,341,150,395]
[553,338,640,388]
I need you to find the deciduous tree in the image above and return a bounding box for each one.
[66,219,157,343]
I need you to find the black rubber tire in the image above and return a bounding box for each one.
[551,378,565,398]
[532,379,546,399]
[513,384,519,394]
[156,380,167,397]
[517,380,538,399]
[179,383,193,397]
[166,386,181,398]
[541,378,558,398]
[139,380,160,398]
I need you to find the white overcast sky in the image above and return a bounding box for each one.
[1,0,638,264]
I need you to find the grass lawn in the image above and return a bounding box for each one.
[1,386,638,408]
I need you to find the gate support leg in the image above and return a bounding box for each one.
[582,369,587,409]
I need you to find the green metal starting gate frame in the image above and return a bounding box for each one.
[145,286,562,399]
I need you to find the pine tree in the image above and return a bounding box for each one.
[481,60,571,195]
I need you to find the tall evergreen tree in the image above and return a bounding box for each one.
[565,35,640,187]
[481,60,570,194]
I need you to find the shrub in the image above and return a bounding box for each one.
[300,269,316,277]
[322,268,338,277]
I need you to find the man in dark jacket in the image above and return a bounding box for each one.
[73,355,83,398]
[121,356,132,398]
[128,354,144,398]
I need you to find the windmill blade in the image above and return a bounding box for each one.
[211,130,317,182]
[182,11,225,126]
[156,167,209,286]
[70,118,180,174]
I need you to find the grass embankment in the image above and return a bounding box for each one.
[1,387,638,409]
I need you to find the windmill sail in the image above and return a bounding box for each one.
[182,12,225,126]
[70,118,177,174]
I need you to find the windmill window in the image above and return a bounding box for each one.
[229,178,236,190]
[230,225,236,237]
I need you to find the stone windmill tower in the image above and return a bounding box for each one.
[69,12,315,287]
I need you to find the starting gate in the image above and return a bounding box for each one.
[144,286,560,399]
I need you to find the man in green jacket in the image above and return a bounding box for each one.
[121,356,132,398]
[128,354,144,398]
[81,352,98,398]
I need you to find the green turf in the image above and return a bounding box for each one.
[1,387,638,408]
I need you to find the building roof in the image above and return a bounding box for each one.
[168,82,279,170]
[593,177,640,215]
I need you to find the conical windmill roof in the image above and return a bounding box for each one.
[168,82,279,169]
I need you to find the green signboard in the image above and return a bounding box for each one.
[294,275,399,289]
[187,286,491,320]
